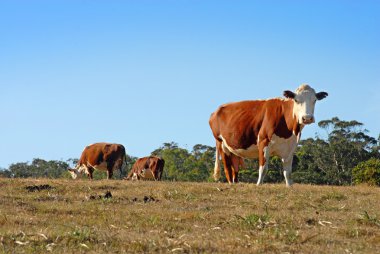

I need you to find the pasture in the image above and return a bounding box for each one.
[0,178,379,253]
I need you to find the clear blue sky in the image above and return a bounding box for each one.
[1,0,379,168]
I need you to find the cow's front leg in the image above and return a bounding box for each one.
[257,139,270,186]
[282,157,294,187]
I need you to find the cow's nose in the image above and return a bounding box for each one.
[302,115,314,124]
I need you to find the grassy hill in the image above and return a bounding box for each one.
[0,178,379,253]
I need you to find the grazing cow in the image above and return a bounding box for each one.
[126,156,165,181]
[209,84,328,186]
[68,143,127,180]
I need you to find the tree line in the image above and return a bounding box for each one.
[1,117,379,186]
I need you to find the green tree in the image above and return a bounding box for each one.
[352,158,380,186]
[237,157,284,184]
[0,168,11,178]
[294,138,331,184]
[8,159,69,178]
[124,154,138,179]
[184,145,215,181]
[151,142,215,181]
[294,117,379,185]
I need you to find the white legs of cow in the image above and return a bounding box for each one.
[256,157,294,187]
[256,142,295,187]
[213,138,295,186]
[282,157,294,187]
[257,146,269,186]
[256,165,266,185]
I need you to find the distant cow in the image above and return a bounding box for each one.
[68,143,127,179]
[126,156,165,181]
[209,84,328,186]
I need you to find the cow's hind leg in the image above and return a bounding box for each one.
[230,154,241,183]
[221,151,234,184]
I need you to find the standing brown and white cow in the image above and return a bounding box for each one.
[209,84,328,186]
[68,142,127,180]
[126,156,165,181]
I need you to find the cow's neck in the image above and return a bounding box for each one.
[284,100,302,137]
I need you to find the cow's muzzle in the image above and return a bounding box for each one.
[302,115,315,124]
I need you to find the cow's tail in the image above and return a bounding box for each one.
[213,141,222,181]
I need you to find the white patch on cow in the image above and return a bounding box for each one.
[220,135,259,159]
[283,158,293,187]
[270,134,297,187]
[132,173,138,181]
[269,134,298,161]
[257,146,270,186]
[221,141,231,156]
[69,164,91,179]
[292,84,318,125]
[257,165,265,185]
[68,169,79,179]
[79,165,91,176]
[221,133,299,186]
[220,134,298,161]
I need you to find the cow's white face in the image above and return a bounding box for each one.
[67,165,89,179]
[68,168,79,179]
[284,84,328,125]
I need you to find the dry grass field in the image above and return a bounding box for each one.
[0,178,379,253]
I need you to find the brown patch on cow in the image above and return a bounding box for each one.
[209,85,327,185]
[74,143,126,179]
[210,99,300,150]
[126,156,165,181]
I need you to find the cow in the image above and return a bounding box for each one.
[125,156,165,181]
[209,84,328,186]
[68,142,127,180]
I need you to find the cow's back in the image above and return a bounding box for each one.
[129,156,165,180]
[78,143,125,166]
[209,100,268,149]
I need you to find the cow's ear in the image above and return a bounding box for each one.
[67,168,73,172]
[316,91,328,100]
[283,90,296,99]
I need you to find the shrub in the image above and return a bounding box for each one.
[352,158,380,186]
